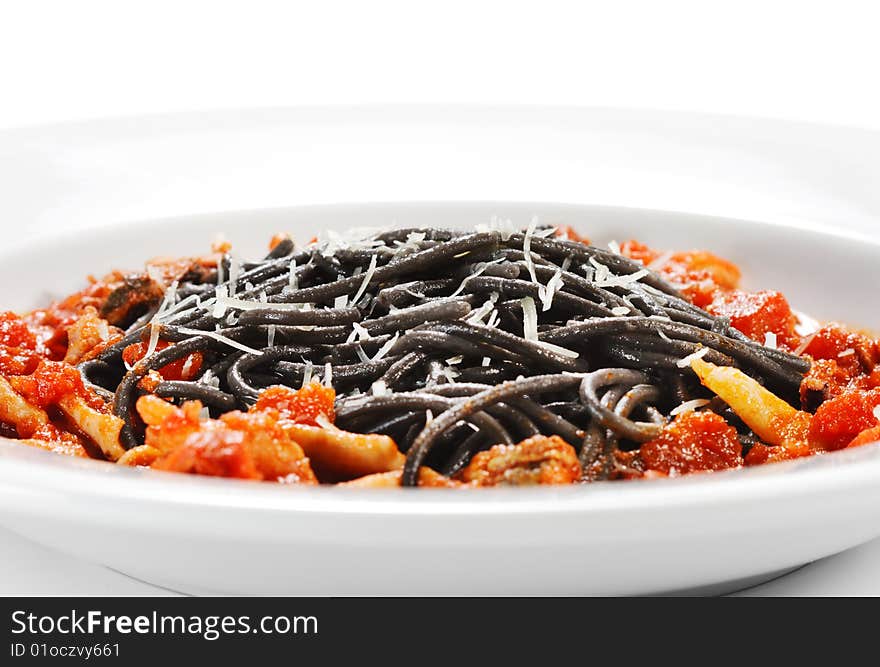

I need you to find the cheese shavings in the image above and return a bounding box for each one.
[676,347,710,368]
[538,256,571,312]
[371,331,399,361]
[212,285,229,318]
[350,254,378,306]
[521,296,538,341]
[145,322,161,358]
[670,398,711,417]
[288,258,298,291]
[176,327,263,355]
[522,216,539,287]
[536,341,580,359]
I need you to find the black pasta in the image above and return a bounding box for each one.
[81,224,810,485]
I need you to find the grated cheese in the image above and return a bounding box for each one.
[446,355,463,365]
[670,398,711,417]
[371,380,389,396]
[267,325,276,347]
[611,306,630,316]
[324,362,333,388]
[288,258,298,291]
[302,362,313,387]
[793,310,820,337]
[372,331,399,361]
[154,280,179,318]
[439,366,460,383]
[200,370,220,388]
[588,257,611,283]
[874,405,880,423]
[677,346,710,368]
[764,332,777,349]
[594,268,650,289]
[538,256,571,312]
[146,265,166,287]
[215,295,314,312]
[451,258,504,298]
[145,323,161,358]
[838,348,856,358]
[536,340,580,359]
[228,254,240,295]
[475,216,517,240]
[794,332,817,356]
[648,251,674,271]
[355,345,371,363]
[346,322,371,344]
[465,294,499,325]
[350,254,378,306]
[607,240,621,255]
[315,413,336,430]
[177,327,263,355]
[521,296,538,341]
[522,216,539,287]
[482,356,491,367]
[212,285,229,318]
[335,295,348,309]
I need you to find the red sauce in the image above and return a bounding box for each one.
[707,290,798,348]
[253,384,336,426]
[809,388,880,450]
[268,233,291,251]
[802,323,878,373]
[554,225,590,244]
[848,425,880,448]
[23,274,118,360]
[122,340,203,381]
[745,441,813,465]
[9,360,104,411]
[0,311,43,375]
[620,240,741,307]
[637,411,743,476]
[154,429,262,479]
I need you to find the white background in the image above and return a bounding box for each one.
[2,1,880,131]
[1,0,879,595]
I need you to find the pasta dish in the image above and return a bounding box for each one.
[0,222,877,487]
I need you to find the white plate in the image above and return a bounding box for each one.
[0,201,879,595]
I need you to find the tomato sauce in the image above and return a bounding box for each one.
[253,384,336,425]
[122,340,203,381]
[620,240,741,307]
[809,388,880,450]
[9,360,106,412]
[634,411,743,476]
[706,290,798,348]
[0,311,43,375]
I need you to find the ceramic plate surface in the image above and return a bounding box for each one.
[0,108,878,595]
